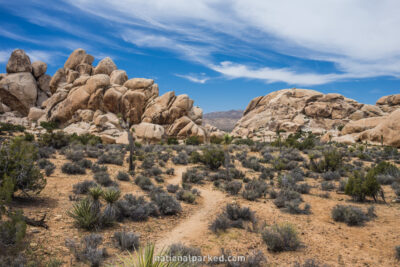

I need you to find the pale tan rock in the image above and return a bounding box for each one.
[132,122,165,142]
[94,113,120,128]
[6,49,32,73]
[64,49,94,70]
[341,117,383,135]
[94,57,117,75]
[0,72,38,115]
[123,78,154,90]
[63,122,91,135]
[49,68,67,93]
[103,86,127,114]
[100,134,116,144]
[31,61,47,78]
[66,70,80,84]
[73,75,90,87]
[28,107,45,121]
[110,70,128,85]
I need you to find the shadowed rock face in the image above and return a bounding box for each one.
[233,89,400,147]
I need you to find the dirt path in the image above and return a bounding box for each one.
[155,165,225,251]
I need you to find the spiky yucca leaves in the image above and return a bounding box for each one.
[68,198,99,230]
[88,187,103,214]
[116,244,187,267]
[101,188,121,226]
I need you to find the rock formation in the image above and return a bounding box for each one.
[2,48,207,144]
[232,89,400,147]
[0,49,51,116]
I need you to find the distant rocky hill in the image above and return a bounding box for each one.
[203,109,243,132]
[232,89,400,147]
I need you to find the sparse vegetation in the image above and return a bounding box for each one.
[331,204,375,226]
[262,223,300,252]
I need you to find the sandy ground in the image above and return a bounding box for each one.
[10,150,400,267]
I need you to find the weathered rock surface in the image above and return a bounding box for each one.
[233,89,400,147]
[6,49,32,74]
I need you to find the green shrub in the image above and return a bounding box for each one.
[201,147,225,170]
[40,121,58,132]
[176,189,196,204]
[38,132,70,149]
[182,168,206,184]
[242,179,268,201]
[310,149,342,173]
[345,171,380,202]
[0,123,25,133]
[0,137,46,195]
[210,204,256,233]
[23,132,34,141]
[233,138,255,146]
[0,210,26,247]
[117,171,130,181]
[185,136,201,145]
[70,133,102,146]
[167,137,179,145]
[135,175,154,191]
[210,136,224,144]
[261,223,300,252]
[331,204,374,226]
[61,162,86,175]
[225,180,242,195]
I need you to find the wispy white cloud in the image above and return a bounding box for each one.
[0,50,12,63]
[175,73,210,84]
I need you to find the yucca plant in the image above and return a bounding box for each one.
[89,186,103,213]
[67,198,99,230]
[116,244,187,267]
[101,188,121,226]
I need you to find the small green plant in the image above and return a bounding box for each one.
[40,121,58,132]
[0,122,25,133]
[345,171,380,202]
[185,136,201,145]
[200,147,225,170]
[167,137,179,145]
[68,198,99,230]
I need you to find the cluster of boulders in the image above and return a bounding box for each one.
[0,49,51,116]
[0,49,207,144]
[232,88,400,147]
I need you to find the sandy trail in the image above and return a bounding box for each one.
[155,165,225,251]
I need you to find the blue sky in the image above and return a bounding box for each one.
[1,0,399,113]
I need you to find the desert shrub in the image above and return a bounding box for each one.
[376,175,396,185]
[135,175,154,191]
[189,151,202,163]
[261,223,300,252]
[94,171,114,187]
[40,121,58,132]
[234,138,255,146]
[45,164,56,176]
[0,210,26,248]
[148,166,162,176]
[65,234,107,267]
[225,250,266,267]
[167,137,179,145]
[0,122,25,133]
[168,242,202,259]
[369,161,400,185]
[242,157,263,172]
[158,152,170,163]
[23,132,34,141]
[210,204,256,233]
[331,204,374,226]
[345,171,380,202]
[166,168,175,175]
[65,148,85,162]
[114,231,140,251]
[91,163,107,173]
[281,132,316,151]
[86,147,101,158]
[182,168,206,184]
[70,133,102,146]
[321,181,335,191]
[151,191,181,215]
[167,184,179,193]
[117,194,159,221]
[61,162,86,175]
[98,151,123,166]
[38,132,70,149]
[225,180,242,195]
[185,136,201,145]
[77,158,93,169]
[242,179,268,201]
[141,156,155,169]
[176,189,197,203]
[274,189,310,214]
[260,167,274,180]
[116,171,130,181]
[38,158,52,169]
[0,137,46,195]
[396,246,400,260]
[68,198,100,230]
[201,147,225,170]
[88,187,103,214]
[172,151,189,165]
[310,149,342,173]
[322,171,340,181]
[38,146,55,158]
[338,179,347,192]
[73,180,98,194]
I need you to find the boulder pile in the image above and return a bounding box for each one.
[232,88,400,147]
[0,49,207,144]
